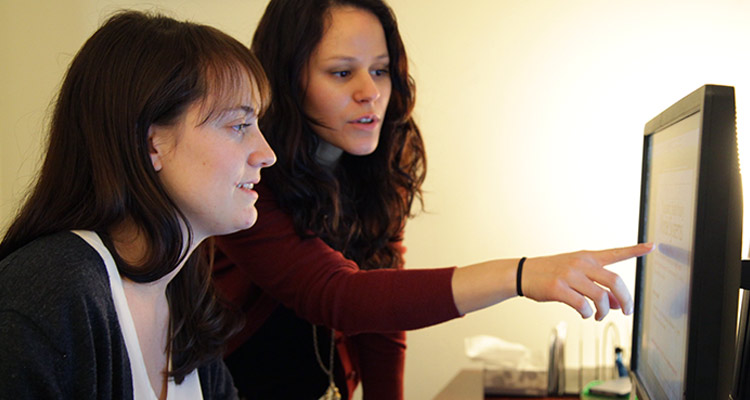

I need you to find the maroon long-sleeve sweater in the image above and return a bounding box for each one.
[212,182,461,399]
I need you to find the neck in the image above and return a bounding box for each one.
[108,220,198,293]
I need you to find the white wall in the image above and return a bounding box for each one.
[3,1,750,399]
[397,1,750,398]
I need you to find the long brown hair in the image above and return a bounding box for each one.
[252,0,426,270]
[0,10,269,382]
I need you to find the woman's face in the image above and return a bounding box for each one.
[149,88,276,241]
[302,6,391,164]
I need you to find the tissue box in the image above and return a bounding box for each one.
[483,365,548,396]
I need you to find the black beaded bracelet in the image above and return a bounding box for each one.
[516,257,527,297]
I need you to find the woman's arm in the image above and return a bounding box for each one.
[215,184,652,331]
[452,244,653,320]
[0,311,70,398]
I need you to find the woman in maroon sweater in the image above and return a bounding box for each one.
[212,0,652,399]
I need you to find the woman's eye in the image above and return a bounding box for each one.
[231,123,252,134]
[332,71,351,78]
[372,68,389,77]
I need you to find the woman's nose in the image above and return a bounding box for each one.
[248,128,276,168]
[353,73,381,103]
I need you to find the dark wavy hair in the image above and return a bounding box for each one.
[0,10,269,382]
[252,0,426,270]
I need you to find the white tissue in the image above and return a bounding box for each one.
[464,335,542,370]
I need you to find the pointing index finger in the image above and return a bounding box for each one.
[592,243,654,266]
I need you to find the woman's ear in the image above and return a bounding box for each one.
[148,125,165,172]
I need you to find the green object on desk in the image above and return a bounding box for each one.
[580,381,635,400]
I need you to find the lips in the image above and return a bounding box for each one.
[350,114,379,124]
[236,178,261,192]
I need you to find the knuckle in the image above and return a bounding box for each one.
[560,268,577,282]
[602,271,623,289]
[573,256,595,269]
[553,277,569,292]
[543,279,568,301]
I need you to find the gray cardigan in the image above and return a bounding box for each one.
[0,231,237,399]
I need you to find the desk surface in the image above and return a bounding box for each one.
[433,369,578,400]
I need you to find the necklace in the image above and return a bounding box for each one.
[312,325,341,400]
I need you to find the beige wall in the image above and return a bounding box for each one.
[3,1,750,399]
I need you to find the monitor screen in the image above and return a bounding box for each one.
[631,84,741,400]
[637,110,700,399]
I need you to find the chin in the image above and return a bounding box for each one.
[348,141,379,156]
[242,213,259,230]
[220,214,258,236]
[238,218,258,232]
[349,149,377,157]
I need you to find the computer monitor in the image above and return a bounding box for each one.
[630,84,742,400]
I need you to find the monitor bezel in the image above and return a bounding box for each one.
[630,84,741,400]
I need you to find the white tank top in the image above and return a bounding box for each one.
[72,230,203,400]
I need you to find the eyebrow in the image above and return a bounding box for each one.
[323,54,390,63]
[222,105,257,117]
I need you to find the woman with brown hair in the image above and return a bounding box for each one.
[0,10,275,399]
[213,0,651,398]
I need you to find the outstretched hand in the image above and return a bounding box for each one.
[521,243,653,320]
